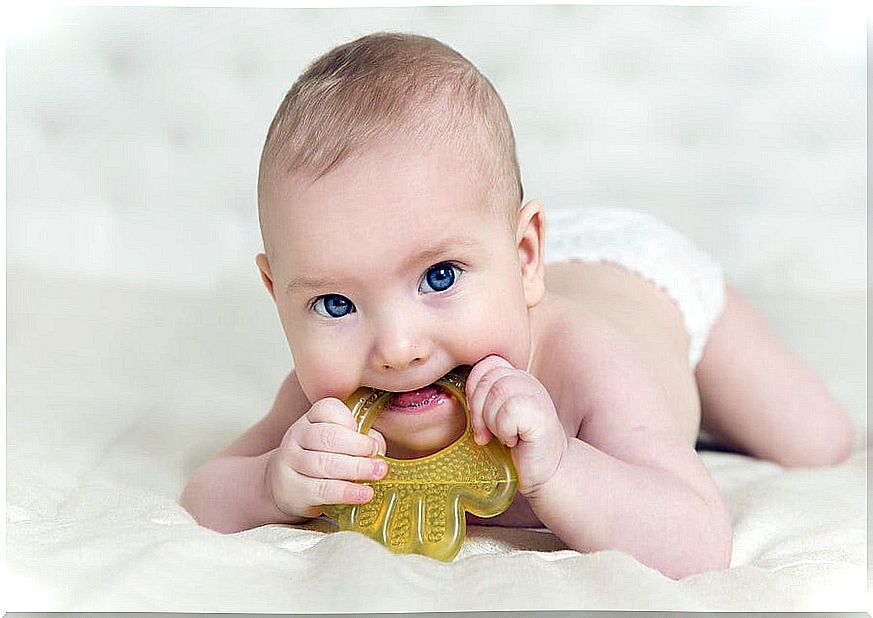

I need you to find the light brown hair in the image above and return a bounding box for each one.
[257,31,524,244]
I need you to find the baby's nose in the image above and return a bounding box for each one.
[377,342,428,372]
[372,323,431,372]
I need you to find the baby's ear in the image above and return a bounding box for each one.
[255,253,276,301]
[516,200,546,308]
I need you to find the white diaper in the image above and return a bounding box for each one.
[544,207,725,368]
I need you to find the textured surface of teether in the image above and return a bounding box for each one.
[322,367,518,561]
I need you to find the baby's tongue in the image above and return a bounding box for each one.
[388,384,443,408]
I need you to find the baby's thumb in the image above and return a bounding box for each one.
[366,428,387,456]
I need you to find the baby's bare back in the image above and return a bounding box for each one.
[538,260,702,442]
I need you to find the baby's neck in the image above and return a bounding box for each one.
[525,290,562,375]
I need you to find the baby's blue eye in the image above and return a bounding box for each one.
[420,263,459,293]
[313,294,355,318]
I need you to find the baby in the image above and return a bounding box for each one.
[180,32,853,579]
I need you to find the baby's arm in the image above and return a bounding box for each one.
[180,371,386,533]
[467,355,731,580]
[530,424,732,580]
[180,371,310,532]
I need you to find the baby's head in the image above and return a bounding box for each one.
[255,32,546,455]
[258,31,524,233]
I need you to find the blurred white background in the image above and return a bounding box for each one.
[6,5,867,296]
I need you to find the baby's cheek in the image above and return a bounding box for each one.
[294,351,360,402]
[459,302,530,370]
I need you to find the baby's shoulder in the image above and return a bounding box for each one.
[531,293,700,446]
[530,296,641,421]
[533,293,640,367]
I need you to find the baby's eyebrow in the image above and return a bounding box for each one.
[285,274,347,295]
[285,235,480,295]
[399,235,480,272]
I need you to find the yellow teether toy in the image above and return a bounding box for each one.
[322,366,518,561]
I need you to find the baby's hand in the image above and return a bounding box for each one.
[266,398,388,520]
[466,355,568,497]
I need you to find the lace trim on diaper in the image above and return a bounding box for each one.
[544,208,725,368]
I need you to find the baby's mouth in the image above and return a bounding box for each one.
[386,384,446,410]
[380,365,470,412]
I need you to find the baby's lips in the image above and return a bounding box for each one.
[386,384,444,408]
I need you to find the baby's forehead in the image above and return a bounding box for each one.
[259,131,514,266]
[275,190,500,268]
[279,142,491,212]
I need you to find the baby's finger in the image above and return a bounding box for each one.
[299,422,381,456]
[481,372,523,426]
[306,398,357,429]
[307,477,375,506]
[366,428,387,456]
[468,365,517,444]
[488,394,539,448]
[291,448,388,482]
[469,407,494,447]
[466,355,514,401]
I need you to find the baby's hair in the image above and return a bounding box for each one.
[257,31,523,239]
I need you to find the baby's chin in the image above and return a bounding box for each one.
[382,429,465,459]
[374,402,467,459]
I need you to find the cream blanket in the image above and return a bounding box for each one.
[6,267,867,612]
